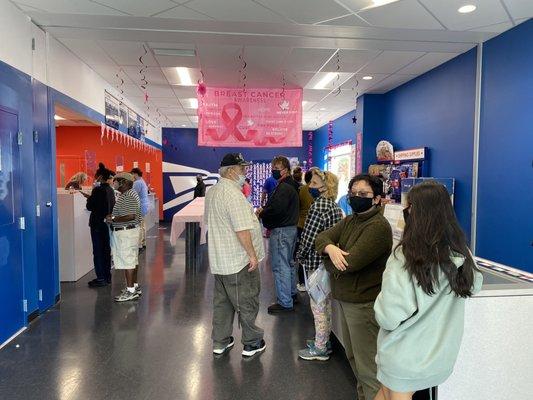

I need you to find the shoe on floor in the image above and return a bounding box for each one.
[296,283,307,292]
[135,286,142,296]
[114,290,139,302]
[88,279,108,288]
[306,339,333,355]
[213,336,235,355]
[298,344,330,361]
[267,303,294,314]
[242,339,266,357]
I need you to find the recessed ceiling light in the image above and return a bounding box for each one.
[363,76,373,80]
[54,115,65,120]
[372,0,399,6]
[319,107,327,111]
[313,72,337,90]
[176,67,193,86]
[458,4,476,13]
[181,124,186,127]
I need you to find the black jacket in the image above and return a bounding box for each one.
[194,181,206,198]
[86,183,116,227]
[260,176,300,230]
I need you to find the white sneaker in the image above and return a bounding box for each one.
[213,336,235,355]
[115,290,139,302]
[297,283,307,292]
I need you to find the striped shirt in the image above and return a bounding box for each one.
[205,178,265,275]
[112,189,141,228]
[296,196,343,273]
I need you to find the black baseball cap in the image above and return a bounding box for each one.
[220,153,251,167]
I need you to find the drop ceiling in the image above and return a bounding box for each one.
[13,0,532,130]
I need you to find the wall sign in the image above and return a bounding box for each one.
[198,87,303,147]
[394,147,426,161]
[104,92,120,129]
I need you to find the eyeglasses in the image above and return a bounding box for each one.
[349,191,374,198]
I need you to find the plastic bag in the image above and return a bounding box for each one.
[305,264,331,305]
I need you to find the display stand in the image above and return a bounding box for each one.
[57,190,93,281]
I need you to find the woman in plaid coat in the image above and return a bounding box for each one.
[296,169,343,361]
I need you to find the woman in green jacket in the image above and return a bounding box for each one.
[374,181,483,400]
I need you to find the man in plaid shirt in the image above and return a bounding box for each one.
[205,153,266,358]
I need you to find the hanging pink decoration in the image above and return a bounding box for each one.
[197,81,207,96]
[100,123,105,145]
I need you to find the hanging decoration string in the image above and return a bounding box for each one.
[238,47,247,94]
[333,50,342,96]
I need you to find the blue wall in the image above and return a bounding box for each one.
[476,20,533,270]
[162,128,308,220]
[381,48,478,238]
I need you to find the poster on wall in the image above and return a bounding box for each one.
[327,142,354,200]
[248,160,272,208]
[128,110,139,138]
[197,87,303,148]
[115,155,124,172]
[105,92,120,129]
[119,103,128,127]
[84,150,97,179]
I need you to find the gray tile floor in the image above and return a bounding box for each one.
[0,225,357,400]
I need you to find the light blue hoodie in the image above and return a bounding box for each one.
[374,248,483,392]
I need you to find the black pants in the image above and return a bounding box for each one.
[90,222,112,282]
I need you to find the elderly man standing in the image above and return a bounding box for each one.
[106,172,141,302]
[257,156,300,314]
[205,153,266,358]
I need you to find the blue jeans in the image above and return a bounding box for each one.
[269,226,298,308]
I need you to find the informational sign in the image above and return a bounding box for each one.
[115,155,124,172]
[327,142,354,201]
[128,110,138,138]
[198,87,303,147]
[394,147,426,161]
[105,92,120,129]
[248,160,272,208]
[119,103,128,127]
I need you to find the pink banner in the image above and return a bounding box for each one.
[198,87,302,147]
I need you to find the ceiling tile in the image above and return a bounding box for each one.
[340,73,389,91]
[202,68,240,86]
[367,74,417,93]
[359,51,424,74]
[303,89,330,102]
[58,38,116,66]
[395,52,458,75]
[97,41,158,66]
[154,54,199,68]
[359,0,443,30]
[152,4,216,19]
[171,86,198,98]
[92,64,135,85]
[92,0,178,16]
[321,49,380,73]
[144,84,176,98]
[186,0,288,23]
[12,0,127,15]
[502,0,533,20]
[244,46,292,72]
[254,0,349,24]
[335,0,376,13]
[317,13,371,26]
[122,66,169,86]
[420,0,509,31]
[196,45,242,69]
[284,48,337,72]
[285,72,315,88]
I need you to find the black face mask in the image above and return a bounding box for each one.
[272,170,282,180]
[349,196,374,214]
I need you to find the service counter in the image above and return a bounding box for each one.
[144,193,159,231]
[57,190,93,282]
[331,264,533,400]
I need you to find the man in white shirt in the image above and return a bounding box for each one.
[205,153,266,358]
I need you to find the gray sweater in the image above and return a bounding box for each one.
[374,248,483,392]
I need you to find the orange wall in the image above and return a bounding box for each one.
[56,126,163,218]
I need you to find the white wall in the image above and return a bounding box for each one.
[0,0,162,145]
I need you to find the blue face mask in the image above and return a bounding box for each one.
[309,187,323,199]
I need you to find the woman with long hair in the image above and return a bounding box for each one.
[65,171,88,190]
[296,169,343,361]
[374,181,483,400]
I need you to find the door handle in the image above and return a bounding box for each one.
[46,202,52,207]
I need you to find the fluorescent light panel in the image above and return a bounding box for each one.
[153,48,196,57]
[176,67,193,86]
[458,5,476,13]
[313,72,337,90]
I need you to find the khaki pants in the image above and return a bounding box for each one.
[339,300,380,400]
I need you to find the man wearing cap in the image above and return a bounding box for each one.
[106,172,142,302]
[205,153,266,358]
